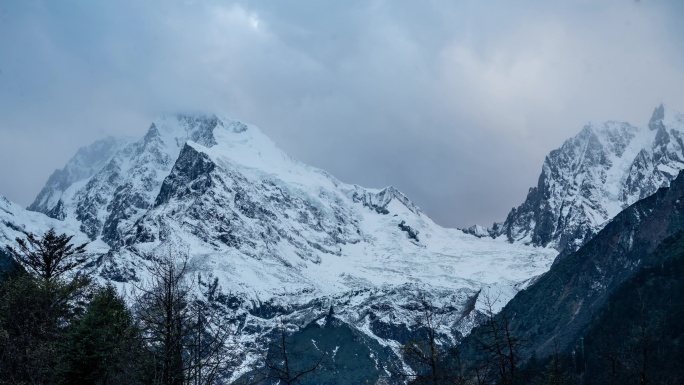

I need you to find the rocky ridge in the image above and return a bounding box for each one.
[3,113,558,378]
[469,104,684,254]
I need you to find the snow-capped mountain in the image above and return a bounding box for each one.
[14,113,556,368]
[13,104,684,377]
[462,163,684,363]
[475,104,684,254]
[29,136,132,220]
[0,195,107,255]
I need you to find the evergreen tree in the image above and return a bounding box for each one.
[58,284,144,385]
[0,229,91,384]
[0,274,61,384]
[6,228,87,284]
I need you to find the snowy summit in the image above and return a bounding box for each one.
[1,113,558,354]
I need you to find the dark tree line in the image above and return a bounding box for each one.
[5,228,683,385]
[0,230,547,385]
[0,229,236,385]
[384,235,684,385]
[259,318,324,385]
[387,292,529,385]
[0,229,93,384]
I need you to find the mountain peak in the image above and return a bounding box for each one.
[488,103,684,254]
[648,103,684,132]
[14,111,564,375]
[649,103,666,131]
[28,136,132,216]
[149,113,223,148]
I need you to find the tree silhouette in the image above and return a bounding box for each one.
[6,228,87,283]
[261,318,324,385]
[0,229,90,384]
[134,254,236,385]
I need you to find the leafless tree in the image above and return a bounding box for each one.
[472,290,524,385]
[531,345,572,385]
[380,294,469,385]
[594,325,624,385]
[401,296,466,385]
[622,289,665,385]
[259,317,324,385]
[133,254,236,385]
[185,276,238,385]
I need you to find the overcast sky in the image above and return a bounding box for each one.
[1,0,683,228]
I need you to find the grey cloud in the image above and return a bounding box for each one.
[1,0,683,227]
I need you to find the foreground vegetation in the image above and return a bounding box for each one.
[0,230,233,385]
[1,228,683,384]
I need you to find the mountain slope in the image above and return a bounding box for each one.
[480,104,684,254]
[577,232,684,384]
[462,169,684,361]
[108,123,554,299]
[28,115,223,245]
[1,195,102,253]
[28,136,131,219]
[19,113,557,378]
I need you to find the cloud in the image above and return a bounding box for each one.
[0,0,683,227]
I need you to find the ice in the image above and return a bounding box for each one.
[1,112,563,371]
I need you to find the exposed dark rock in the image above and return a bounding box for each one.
[486,105,684,255]
[462,169,684,360]
[154,144,216,207]
[398,220,419,242]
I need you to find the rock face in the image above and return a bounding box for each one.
[462,169,684,361]
[14,113,557,380]
[489,104,684,254]
[28,136,131,220]
[0,195,107,258]
[28,115,221,246]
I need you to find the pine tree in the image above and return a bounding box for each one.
[0,229,91,384]
[0,274,60,384]
[6,228,87,283]
[58,284,144,385]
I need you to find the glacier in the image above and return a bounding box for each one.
[0,113,559,376]
[7,103,684,378]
